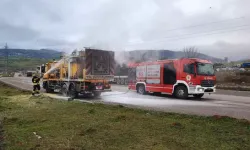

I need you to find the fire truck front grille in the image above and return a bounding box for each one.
[201,80,215,87]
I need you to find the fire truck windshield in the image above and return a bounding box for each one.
[196,63,215,76]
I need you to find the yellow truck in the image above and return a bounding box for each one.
[41,48,114,98]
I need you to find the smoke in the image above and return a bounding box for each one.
[75,0,158,51]
[114,51,130,66]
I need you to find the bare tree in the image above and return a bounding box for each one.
[183,46,200,58]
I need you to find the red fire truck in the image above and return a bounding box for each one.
[128,58,216,99]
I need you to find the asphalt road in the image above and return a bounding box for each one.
[1,77,250,120]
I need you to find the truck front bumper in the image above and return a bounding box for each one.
[188,85,216,94]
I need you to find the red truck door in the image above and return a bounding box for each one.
[181,63,196,85]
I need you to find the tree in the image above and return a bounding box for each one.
[183,46,200,58]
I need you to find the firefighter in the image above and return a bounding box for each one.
[32,73,41,95]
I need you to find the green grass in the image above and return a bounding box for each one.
[0,83,250,150]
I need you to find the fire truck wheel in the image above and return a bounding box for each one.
[193,94,204,98]
[137,84,146,95]
[174,86,188,99]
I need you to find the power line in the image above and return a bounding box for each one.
[166,27,250,41]
[126,24,250,46]
[160,16,245,32]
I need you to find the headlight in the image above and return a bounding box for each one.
[198,88,204,92]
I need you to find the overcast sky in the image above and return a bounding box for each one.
[0,0,250,60]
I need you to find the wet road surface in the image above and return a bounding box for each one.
[1,77,250,120]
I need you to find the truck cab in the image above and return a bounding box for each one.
[177,58,216,97]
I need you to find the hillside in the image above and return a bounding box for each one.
[0,57,52,72]
[0,49,61,72]
[0,48,61,59]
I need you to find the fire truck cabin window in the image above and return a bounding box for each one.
[197,63,215,76]
[184,63,195,74]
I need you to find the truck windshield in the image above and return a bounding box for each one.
[196,63,215,76]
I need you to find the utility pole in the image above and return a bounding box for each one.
[4,43,9,73]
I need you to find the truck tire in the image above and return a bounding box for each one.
[68,84,77,99]
[117,79,121,85]
[43,81,47,89]
[93,91,101,98]
[193,94,204,99]
[174,86,188,99]
[137,84,147,95]
[46,87,54,93]
[61,84,68,97]
[125,79,128,85]
[44,82,53,93]
[121,79,125,85]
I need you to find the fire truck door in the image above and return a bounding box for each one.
[182,63,196,85]
[163,63,176,93]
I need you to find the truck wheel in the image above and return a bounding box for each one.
[68,85,77,99]
[137,84,147,95]
[120,79,125,85]
[117,79,121,85]
[93,91,101,98]
[46,88,54,93]
[45,87,50,93]
[61,84,68,96]
[193,94,204,99]
[125,79,128,85]
[45,85,53,93]
[174,86,188,99]
[43,81,47,89]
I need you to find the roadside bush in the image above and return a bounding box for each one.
[216,71,250,84]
